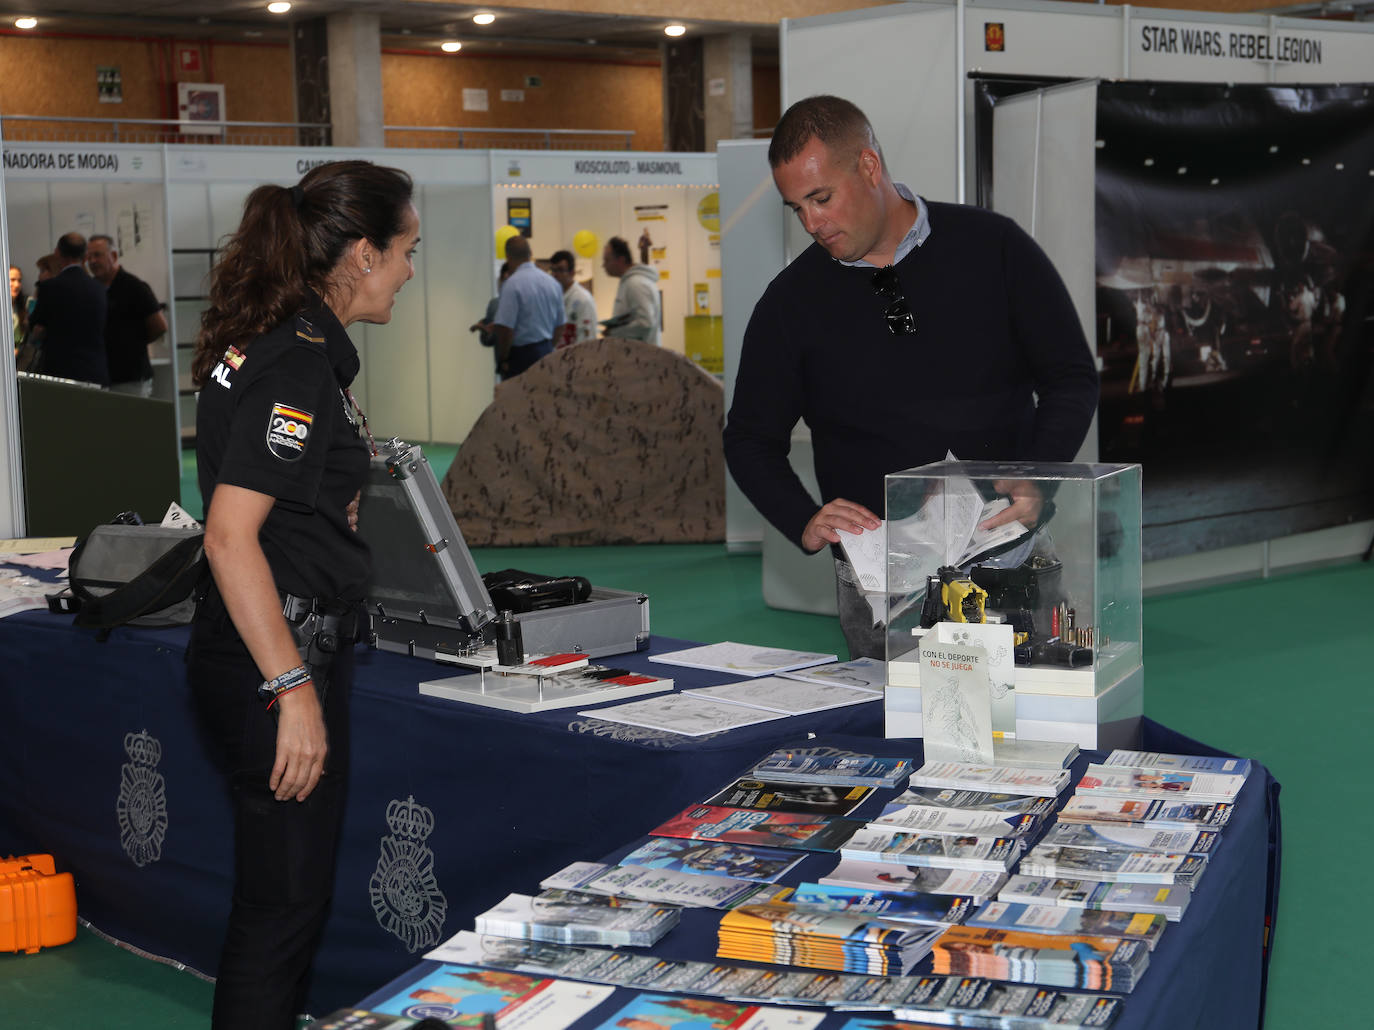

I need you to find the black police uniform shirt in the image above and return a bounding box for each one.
[196,296,370,608]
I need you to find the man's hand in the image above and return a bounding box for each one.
[346,491,360,533]
[270,683,328,802]
[978,479,1044,530]
[802,498,881,553]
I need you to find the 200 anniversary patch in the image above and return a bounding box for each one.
[266,402,314,461]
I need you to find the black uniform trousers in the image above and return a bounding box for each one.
[188,607,353,1030]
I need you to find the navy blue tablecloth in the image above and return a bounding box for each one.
[0,609,881,1013]
[357,724,1280,1030]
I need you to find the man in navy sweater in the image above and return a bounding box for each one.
[722,96,1098,658]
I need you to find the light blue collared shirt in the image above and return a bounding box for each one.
[838,181,931,269]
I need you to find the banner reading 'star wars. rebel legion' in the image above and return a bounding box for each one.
[1094,82,1374,560]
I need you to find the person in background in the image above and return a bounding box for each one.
[601,231,661,346]
[490,234,565,379]
[188,159,420,1030]
[10,265,27,353]
[548,249,597,348]
[27,233,109,385]
[87,234,168,397]
[470,260,512,373]
[722,95,1098,659]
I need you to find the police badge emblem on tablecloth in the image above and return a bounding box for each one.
[369,795,448,952]
[117,729,168,867]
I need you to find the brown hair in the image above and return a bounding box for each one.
[767,94,880,170]
[191,159,413,386]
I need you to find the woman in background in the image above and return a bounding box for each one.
[188,160,419,1030]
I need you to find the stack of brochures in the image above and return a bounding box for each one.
[789,882,980,925]
[997,874,1193,922]
[648,805,864,852]
[991,748,1253,975]
[818,860,1009,902]
[540,860,786,911]
[964,900,1168,950]
[752,749,913,788]
[422,930,1127,1025]
[716,901,945,975]
[908,760,1073,797]
[473,889,680,947]
[892,976,1126,1028]
[839,827,1022,872]
[1076,761,1247,805]
[930,925,1151,992]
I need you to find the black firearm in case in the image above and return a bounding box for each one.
[482,569,593,613]
[355,439,650,662]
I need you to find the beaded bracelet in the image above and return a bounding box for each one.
[257,664,313,710]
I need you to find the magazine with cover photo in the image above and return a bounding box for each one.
[591,993,825,1030]
[818,858,1007,899]
[618,838,804,882]
[998,873,1192,921]
[650,805,864,852]
[840,827,1020,872]
[370,962,613,1028]
[704,777,873,817]
[1056,794,1234,830]
[1020,845,1208,887]
[1039,821,1220,855]
[965,899,1168,949]
[881,786,1058,817]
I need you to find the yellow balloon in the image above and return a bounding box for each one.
[494,224,519,258]
[572,229,599,259]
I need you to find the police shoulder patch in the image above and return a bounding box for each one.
[266,402,314,461]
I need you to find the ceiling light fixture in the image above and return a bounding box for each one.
[267,2,291,13]
[473,12,496,25]
[664,24,686,37]
[14,16,37,29]
[441,40,462,53]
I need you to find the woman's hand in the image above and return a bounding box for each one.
[271,684,328,802]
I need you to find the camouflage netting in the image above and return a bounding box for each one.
[442,337,725,546]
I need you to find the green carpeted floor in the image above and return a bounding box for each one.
[3,445,1368,1027]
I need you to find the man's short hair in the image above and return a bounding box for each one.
[606,236,632,265]
[56,232,87,261]
[767,95,881,170]
[89,234,115,251]
[548,249,575,269]
[504,234,532,262]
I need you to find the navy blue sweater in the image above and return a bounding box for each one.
[723,200,1099,551]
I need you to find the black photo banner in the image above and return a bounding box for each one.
[1095,82,1374,560]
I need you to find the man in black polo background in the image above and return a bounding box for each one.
[87,234,168,397]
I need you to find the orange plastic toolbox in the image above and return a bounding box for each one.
[1,854,77,953]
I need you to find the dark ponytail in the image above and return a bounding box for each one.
[192,160,413,386]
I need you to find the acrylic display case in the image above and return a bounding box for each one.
[884,461,1143,749]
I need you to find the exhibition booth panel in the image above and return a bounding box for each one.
[0,141,719,537]
[485,150,723,371]
[720,1,1374,598]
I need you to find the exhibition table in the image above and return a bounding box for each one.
[356,725,1280,1030]
[0,609,881,1013]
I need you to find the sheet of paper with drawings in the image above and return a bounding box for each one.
[919,633,995,764]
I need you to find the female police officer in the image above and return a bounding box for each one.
[188,160,420,1030]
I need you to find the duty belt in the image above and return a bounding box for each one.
[280,592,363,677]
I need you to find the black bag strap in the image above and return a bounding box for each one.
[71,533,207,632]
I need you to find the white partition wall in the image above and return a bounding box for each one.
[738,0,1374,591]
[782,4,962,204]
[991,80,1100,463]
